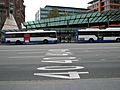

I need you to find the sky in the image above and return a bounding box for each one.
[24,0,91,21]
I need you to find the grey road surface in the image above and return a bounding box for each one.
[0,43,120,90]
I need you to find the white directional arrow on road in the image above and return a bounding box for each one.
[34,71,89,79]
[41,60,78,63]
[43,57,76,60]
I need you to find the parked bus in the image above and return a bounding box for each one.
[77,28,120,43]
[5,30,57,44]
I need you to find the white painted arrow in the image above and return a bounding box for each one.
[43,57,76,60]
[34,71,89,79]
[41,60,78,63]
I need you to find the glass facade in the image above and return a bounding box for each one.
[104,0,109,4]
[104,6,110,11]
[35,5,89,21]
[110,0,120,4]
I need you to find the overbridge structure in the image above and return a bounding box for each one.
[23,10,120,29]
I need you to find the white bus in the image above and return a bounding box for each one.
[5,30,57,44]
[77,28,120,43]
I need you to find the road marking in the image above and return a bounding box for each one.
[37,66,84,71]
[46,53,69,56]
[65,52,72,54]
[46,49,71,56]
[41,60,78,63]
[8,56,44,59]
[100,59,106,61]
[43,57,76,60]
[33,48,89,79]
[48,49,69,52]
[18,52,44,54]
[69,72,80,79]
[34,71,89,79]
[0,49,46,52]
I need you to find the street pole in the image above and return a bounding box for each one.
[88,18,90,28]
[107,15,110,28]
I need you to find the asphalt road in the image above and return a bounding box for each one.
[0,43,120,90]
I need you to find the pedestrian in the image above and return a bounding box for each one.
[68,35,71,43]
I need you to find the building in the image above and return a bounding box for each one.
[88,0,120,12]
[0,0,25,30]
[87,0,120,27]
[35,5,89,21]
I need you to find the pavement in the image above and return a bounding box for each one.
[0,43,120,90]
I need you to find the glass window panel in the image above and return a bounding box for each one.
[74,19,79,24]
[66,16,71,20]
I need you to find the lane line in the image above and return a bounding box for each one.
[46,53,69,56]
[43,57,76,60]
[0,49,46,52]
[48,49,69,52]
[8,56,44,59]
[18,52,44,54]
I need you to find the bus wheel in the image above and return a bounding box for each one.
[116,38,120,42]
[89,38,94,43]
[16,40,21,45]
[43,39,48,44]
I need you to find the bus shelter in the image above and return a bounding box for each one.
[23,10,120,42]
[24,10,120,29]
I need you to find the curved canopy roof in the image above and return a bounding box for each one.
[23,10,120,29]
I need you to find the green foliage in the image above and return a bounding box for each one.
[63,11,69,16]
[48,8,60,18]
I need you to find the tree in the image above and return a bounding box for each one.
[48,8,60,18]
[63,11,69,16]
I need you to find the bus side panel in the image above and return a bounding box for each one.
[6,38,24,44]
[48,38,58,44]
[29,37,57,44]
[77,35,97,42]
[104,37,120,42]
